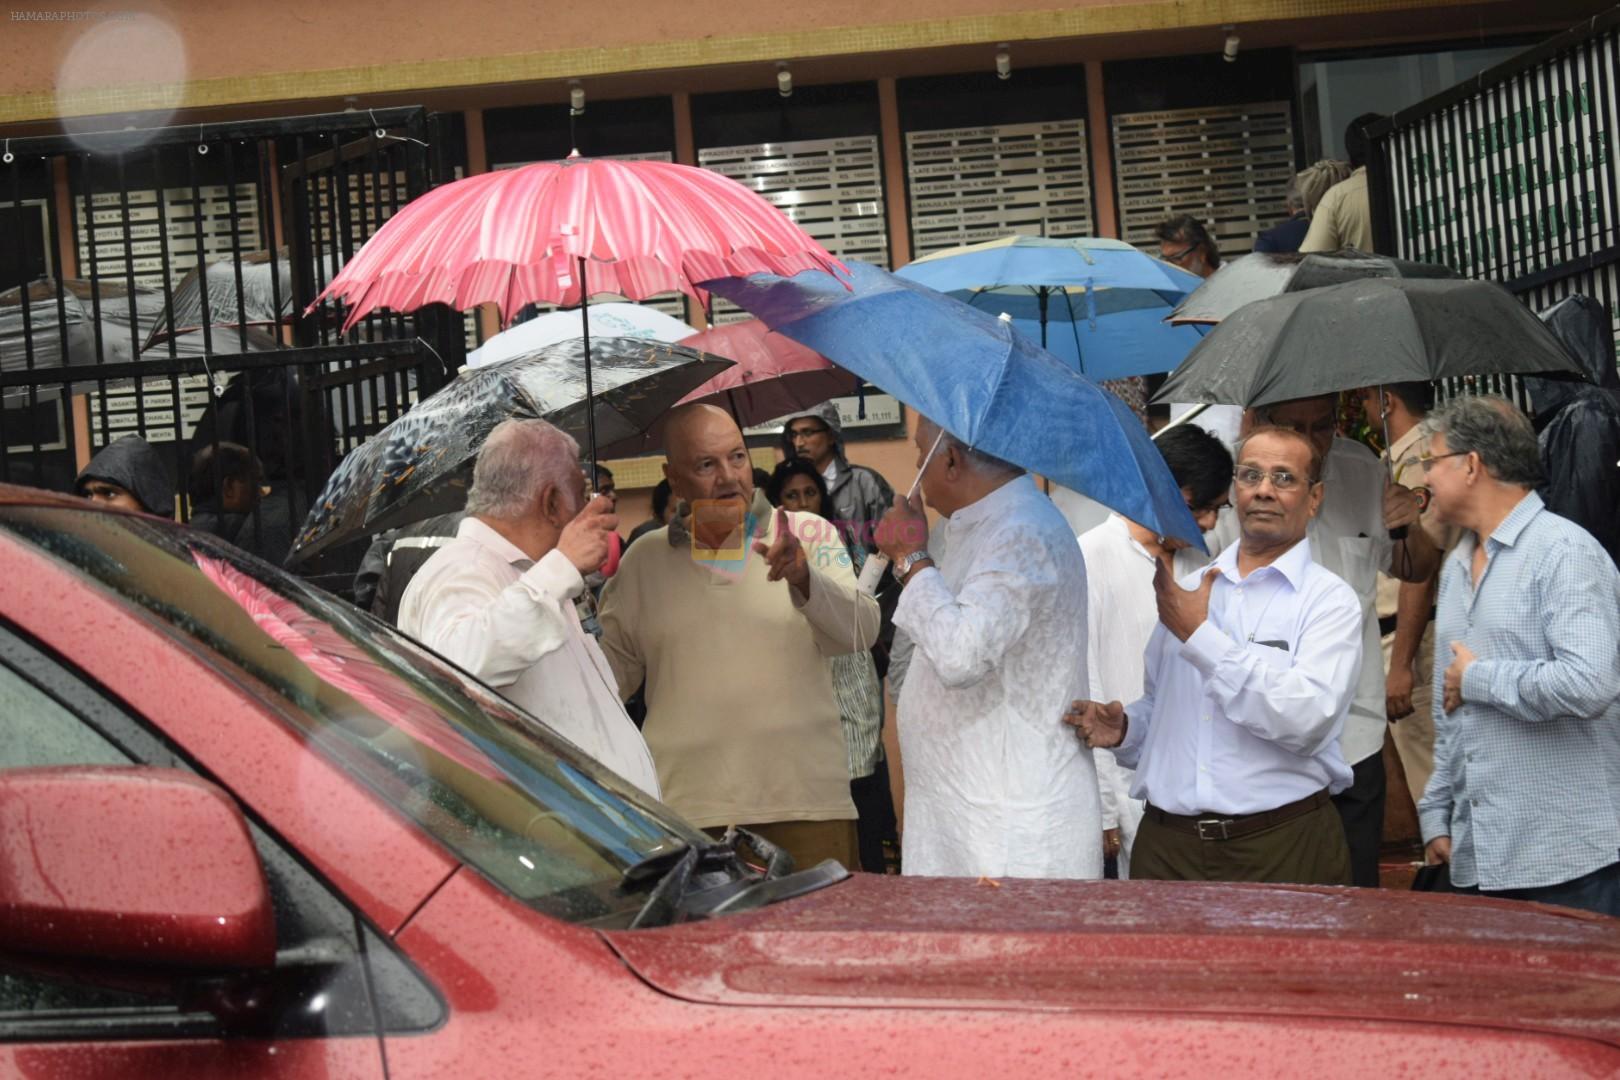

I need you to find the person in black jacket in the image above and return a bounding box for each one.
[75,436,175,518]
[1526,293,1620,568]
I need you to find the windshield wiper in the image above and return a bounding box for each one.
[622,828,796,929]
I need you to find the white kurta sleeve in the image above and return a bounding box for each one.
[414,548,584,690]
[892,528,1051,692]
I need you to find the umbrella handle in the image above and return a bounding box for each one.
[857,428,946,596]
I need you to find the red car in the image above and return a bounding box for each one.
[1,487,1618,1078]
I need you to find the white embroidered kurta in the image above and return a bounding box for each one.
[894,475,1100,879]
[1078,515,1207,878]
[397,517,661,798]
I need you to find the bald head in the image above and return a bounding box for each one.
[663,402,755,510]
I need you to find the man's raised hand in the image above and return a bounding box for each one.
[753,507,810,593]
[557,495,618,573]
[1154,556,1218,642]
[1063,699,1127,749]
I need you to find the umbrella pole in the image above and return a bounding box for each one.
[1151,402,1212,440]
[857,428,946,595]
[1038,287,1049,349]
[578,257,598,486]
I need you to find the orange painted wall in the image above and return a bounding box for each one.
[2,0,1183,98]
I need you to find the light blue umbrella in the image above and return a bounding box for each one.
[705,262,1202,546]
[895,235,1207,379]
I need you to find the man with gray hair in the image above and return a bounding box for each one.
[398,418,659,797]
[1419,395,1620,916]
[875,414,1097,879]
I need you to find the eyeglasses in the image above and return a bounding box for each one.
[1161,244,1198,266]
[788,425,829,440]
[1234,465,1309,491]
[1418,450,1469,473]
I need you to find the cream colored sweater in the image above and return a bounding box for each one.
[598,508,877,828]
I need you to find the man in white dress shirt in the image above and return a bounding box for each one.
[876,415,1097,880]
[398,418,660,798]
[1079,423,1232,877]
[1208,394,1439,887]
[1068,426,1363,884]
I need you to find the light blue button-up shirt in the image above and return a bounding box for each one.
[1418,492,1620,891]
[1115,536,1363,816]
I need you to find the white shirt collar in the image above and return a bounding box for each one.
[1212,533,1313,589]
[458,515,533,568]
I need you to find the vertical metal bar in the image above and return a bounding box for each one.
[114,152,147,442]
[8,156,35,484]
[1545,56,1575,272]
[1513,70,1545,284]
[322,136,355,456]
[45,155,74,483]
[1455,95,1487,280]
[1590,34,1620,254]
[150,145,186,517]
[257,142,286,346]
[78,153,113,450]
[186,139,214,359]
[224,141,250,353]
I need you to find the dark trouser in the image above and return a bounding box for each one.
[1457,860,1620,918]
[850,767,898,874]
[1331,750,1386,888]
[1132,792,1353,885]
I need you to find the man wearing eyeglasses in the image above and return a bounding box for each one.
[1418,396,1620,916]
[1065,426,1364,884]
[1208,393,1440,888]
[778,402,895,564]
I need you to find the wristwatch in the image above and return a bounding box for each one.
[895,549,933,582]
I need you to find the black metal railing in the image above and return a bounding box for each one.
[0,107,467,589]
[1367,8,1620,401]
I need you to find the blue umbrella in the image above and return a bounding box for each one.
[894,235,1207,379]
[705,261,1202,546]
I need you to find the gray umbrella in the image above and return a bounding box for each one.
[1153,277,1583,411]
[1168,248,1459,325]
[290,336,733,563]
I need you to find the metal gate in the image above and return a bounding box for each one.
[0,106,466,591]
[1366,9,1620,397]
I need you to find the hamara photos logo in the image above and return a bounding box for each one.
[688,501,917,580]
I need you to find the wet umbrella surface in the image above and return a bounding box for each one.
[291,337,731,561]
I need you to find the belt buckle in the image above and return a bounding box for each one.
[1196,817,1232,841]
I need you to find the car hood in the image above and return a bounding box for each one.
[601,874,1620,1044]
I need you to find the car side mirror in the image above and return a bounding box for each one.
[0,766,276,974]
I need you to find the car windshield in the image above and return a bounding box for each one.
[0,504,708,924]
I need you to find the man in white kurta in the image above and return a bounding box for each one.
[398,419,660,798]
[877,418,1098,879]
[1078,423,1233,878]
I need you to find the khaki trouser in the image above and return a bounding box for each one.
[706,819,859,872]
[1383,624,1437,803]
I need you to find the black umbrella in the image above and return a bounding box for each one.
[290,337,732,563]
[145,248,342,349]
[1153,277,1583,412]
[1168,249,1459,326]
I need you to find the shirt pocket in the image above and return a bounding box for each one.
[1245,640,1294,671]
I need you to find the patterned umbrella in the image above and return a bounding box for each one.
[290,337,731,562]
[310,155,845,471]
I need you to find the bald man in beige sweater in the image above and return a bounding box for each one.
[598,405,880,870]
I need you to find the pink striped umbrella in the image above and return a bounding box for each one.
[313,155,845,329]
[311,154,845,471]
[675,319,855,428]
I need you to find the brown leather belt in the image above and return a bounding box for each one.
[1145,789,1332,842]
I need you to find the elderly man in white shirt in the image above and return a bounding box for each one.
[1207,394,1438,887]
[1069,426,1364,884]
[1079,423,1232,877]
[876,415,1097,880]
[398,418,660,798]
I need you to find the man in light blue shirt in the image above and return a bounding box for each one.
[1418,396,1620,916]
[1069,426,1364,884]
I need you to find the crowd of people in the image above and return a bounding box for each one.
[58,111,1620,919]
